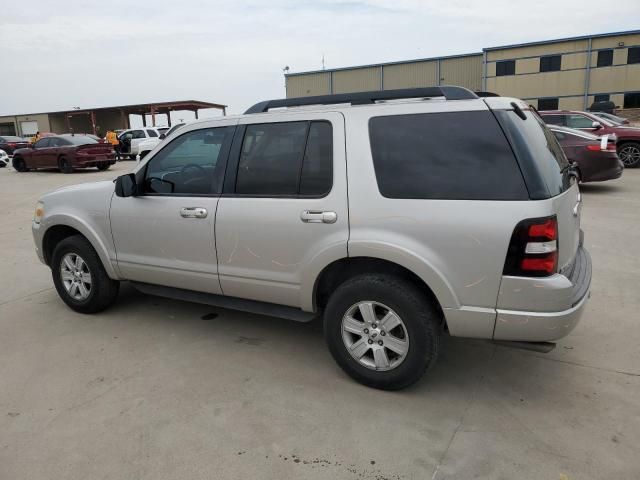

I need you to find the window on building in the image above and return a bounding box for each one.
[235,121,333,196]
[496,60,516,76]
[368,111,528,200]
[540,55,562,72]
[628,47,640,64]
[624,92,640,108]
[597,49,613,67]
[537,98,559,110]
[594,94,610,103]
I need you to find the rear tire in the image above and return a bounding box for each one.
[12,157,28,172]
[618,142,640,168]
[58,156,73,174]
[97,164,111,171]
[324,274,441,390]
[51,235,119,313]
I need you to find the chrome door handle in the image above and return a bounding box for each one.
[180,207,208,219]
[300,210,337,224]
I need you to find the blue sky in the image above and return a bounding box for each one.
[1,0,639,120]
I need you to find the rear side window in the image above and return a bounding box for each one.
[368,111,528,200]
[146,129,158,137]
[235,121,332,196]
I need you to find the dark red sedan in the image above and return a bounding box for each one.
[0,136,30,155]
[548,125,623,182]
[12,134,116,173]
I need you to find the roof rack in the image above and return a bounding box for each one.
[244,86,478,114]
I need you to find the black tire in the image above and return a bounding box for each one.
[51,235,119,314]
[12,157,28,172]
[618,142,640,168]
[58,156,73,174]
[324,274,441,390]
[96,163,111,171]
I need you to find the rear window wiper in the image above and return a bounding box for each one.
[510,102,527,120]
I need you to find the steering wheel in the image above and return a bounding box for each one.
[180,164,207,186]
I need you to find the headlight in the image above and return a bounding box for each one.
[34,201,44,224]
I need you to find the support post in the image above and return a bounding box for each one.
[222,107,226,116]
[194,109,199,119]
[66,113,72,132]
[151,106,156,127]
[90,111,97,135]
[583,38,593,110]
[142,114,147,127]
[167,111,172,127]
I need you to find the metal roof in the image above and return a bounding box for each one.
[285,52,483,77]
[483,29,640,52]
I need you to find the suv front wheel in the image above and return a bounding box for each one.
[51,235,119,313]
[324,274,441,390]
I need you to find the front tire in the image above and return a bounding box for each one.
[12,157,28,172]
[618,142,640,168]
[324,274,441,390]
[51,235,119,313]
[97,164,111,171]
[58,156,73,174]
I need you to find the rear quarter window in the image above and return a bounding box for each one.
[368,111,528,200]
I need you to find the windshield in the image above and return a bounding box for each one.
[60,135,98,145]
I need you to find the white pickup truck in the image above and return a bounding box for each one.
[118,127,167,159]
[135,123,185,160]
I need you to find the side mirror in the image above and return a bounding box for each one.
[159,133,166,140]
[622,119,630,125]
[115,173,138,197]
[592,121,602,129]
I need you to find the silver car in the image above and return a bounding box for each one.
[32,87,591,390]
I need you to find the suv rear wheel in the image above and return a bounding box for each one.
[324,274,441,390]
[51,235,119,313]
[618,142,640,168]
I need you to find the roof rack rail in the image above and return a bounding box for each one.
[244,86,478,114]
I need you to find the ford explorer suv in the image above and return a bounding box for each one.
[539,109,640,168]
[32,87,591,390]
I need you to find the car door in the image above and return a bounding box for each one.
[110,123,236,294]
[215,112,348,309]
[31,138,52,168]
[130,129,147,153]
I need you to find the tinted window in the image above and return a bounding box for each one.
[144,127,233,195]
[368,111,528,200]
[34,138,50,148]
[537,98,559,110]
[552,131,565,141]
[597,49,613,67]
[624,92,640,108]
[494,110,569,198]
[131,130,145,139]
[300,122,332,196]
[594,94,610,103]
[496,60,515,76]
[566,114,595,129]
[236,122,308,195]
[146,129,158,137]
[628,47,640,64]
[540,55,561,72]
[541,114,564,125]
[61,135,97,145]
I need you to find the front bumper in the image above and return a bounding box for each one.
[493,247,592,342]
[32,221,46,265]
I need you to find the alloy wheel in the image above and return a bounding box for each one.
[60,253,92,301]
[619,145,640,167]
[341,301,409,371]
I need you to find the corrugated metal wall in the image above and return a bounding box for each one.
[383,61,438,89]
[286,72,330,97]
[439,55,483,90]
[332,67,380,94]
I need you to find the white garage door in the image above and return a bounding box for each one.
[20,121,39,136]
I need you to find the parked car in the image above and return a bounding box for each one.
[590,111,630,125]
[539,110,640,168]
[136,123,186,159]
[0,149,9,167]
[12,134,116,173]
[118,128,164,159]
[548,125,623,182]
[0,135,29,155]
[32,87,591,390]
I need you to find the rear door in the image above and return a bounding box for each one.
[214,111,348,309]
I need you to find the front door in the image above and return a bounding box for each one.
[215,112,348,308]
[110,124,236,294]
[31,138,52,168]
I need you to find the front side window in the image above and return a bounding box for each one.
[496,60,515,76]
[368,111,528,200]
[131,130,145,139]
[597,49,613,67]
[540,55,561,72]
[235,121,333,196]
[144,127,233,195]
[565,114,596,129]
[34,138,50,148]
[628,47,640,64]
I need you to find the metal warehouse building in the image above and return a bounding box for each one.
[285,30,640,112]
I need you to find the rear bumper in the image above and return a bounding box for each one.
[74,159,116,167]
[583,160,624,182]
[493,246,592,342]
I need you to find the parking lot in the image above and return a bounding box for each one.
[0,163,639,479]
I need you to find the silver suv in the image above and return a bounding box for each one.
[32,87,591,390]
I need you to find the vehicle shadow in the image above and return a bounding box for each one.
[579,183,622,194]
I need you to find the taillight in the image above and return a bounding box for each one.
[7,142,16,148]
[586,144,601,151]
[503,216,558,277]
